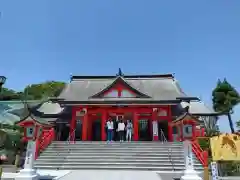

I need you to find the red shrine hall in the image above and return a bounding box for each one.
[48,69,216,142]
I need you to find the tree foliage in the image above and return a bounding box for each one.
[0,88,21,100]
[0,81,65,100]
[0,124,24,165]
[236,120,240,132]
[23,81,65,100]
[212,79,240,133]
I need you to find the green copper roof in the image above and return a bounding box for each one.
[0,100,58,126]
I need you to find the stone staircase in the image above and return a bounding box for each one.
[35,141,204,172]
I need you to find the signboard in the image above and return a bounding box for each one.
[152,121,158,136]
[210,133,240,161]
[211,162,219,180]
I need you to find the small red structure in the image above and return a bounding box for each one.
[16,115,52,142]
[171,112,205,141]
[16,114,55,159]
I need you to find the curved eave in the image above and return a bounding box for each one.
[172,112,203,124]
[191,112,221,116]
[176,97,200,101]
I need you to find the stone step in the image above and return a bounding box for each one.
[49,143,183,148]
[49,144,183,148]
[43,151,183,155]
[36,141,203,171]
[50,142,183,145]
[37,158,184,162]
[40,152,184,157]
[37,156,201,164]
[44,149,183,154]
[35,158,202,164]
[37,155,185,160]
[34,161,203,167]
[43,148,183,152]
[34,165,204,171]
[47,146,183,150]
[51,141,183,144]
[48,146,183,150]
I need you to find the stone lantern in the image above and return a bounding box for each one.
[178,102,202,180]
[15,115,51,180]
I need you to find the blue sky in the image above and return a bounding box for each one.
[0,0,240,132]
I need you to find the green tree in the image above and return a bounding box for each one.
[24,81,65,100]
[0,88,21,100]
[236,120,240,132]
[0,124,24,165]
[212,79,240,133]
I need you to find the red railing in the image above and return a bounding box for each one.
[191,140,208,167]
[35,128,55,159]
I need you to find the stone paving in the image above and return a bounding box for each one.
[58,170,164,180]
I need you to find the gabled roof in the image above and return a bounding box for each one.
[172,112,203,124]
[180,100,219,116]
[90,76,150,98]
[58,73,187,103]
[16,114,52,126]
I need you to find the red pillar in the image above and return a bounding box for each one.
[88,116,92,140]
[152,111,158,141]
[101,110,107,141]
[182,122,185,141]
[133,112,139,141]
[70,107,76,142]
[192,121,196,140]
[201,128,205,137]
[82,111,88,141]
[167,106,173,142]
[177,125,181,141]
[149,116,153,140]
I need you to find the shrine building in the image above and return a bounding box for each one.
[45,70,217,142]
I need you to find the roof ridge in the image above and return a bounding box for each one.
[71,74,174,80]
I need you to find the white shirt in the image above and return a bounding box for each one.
[107,121,114,130]
[118,122,125,131]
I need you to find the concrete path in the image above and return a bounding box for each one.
[58,170,164,180]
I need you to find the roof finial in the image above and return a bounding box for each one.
[116,68,124,76]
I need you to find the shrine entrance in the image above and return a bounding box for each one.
[68,106,174,142]
[75,119,82,140]
[138,119,152,141]
[158,121,169,141]
[60,124,69,141]
[91,119,101,141]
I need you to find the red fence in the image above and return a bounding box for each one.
[35,128,55,159]
[191,140,208,167]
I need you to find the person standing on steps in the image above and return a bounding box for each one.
[113,117,118,141]
[118,119,125,142]
[106,118,114,143]
[126,120,133,142]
